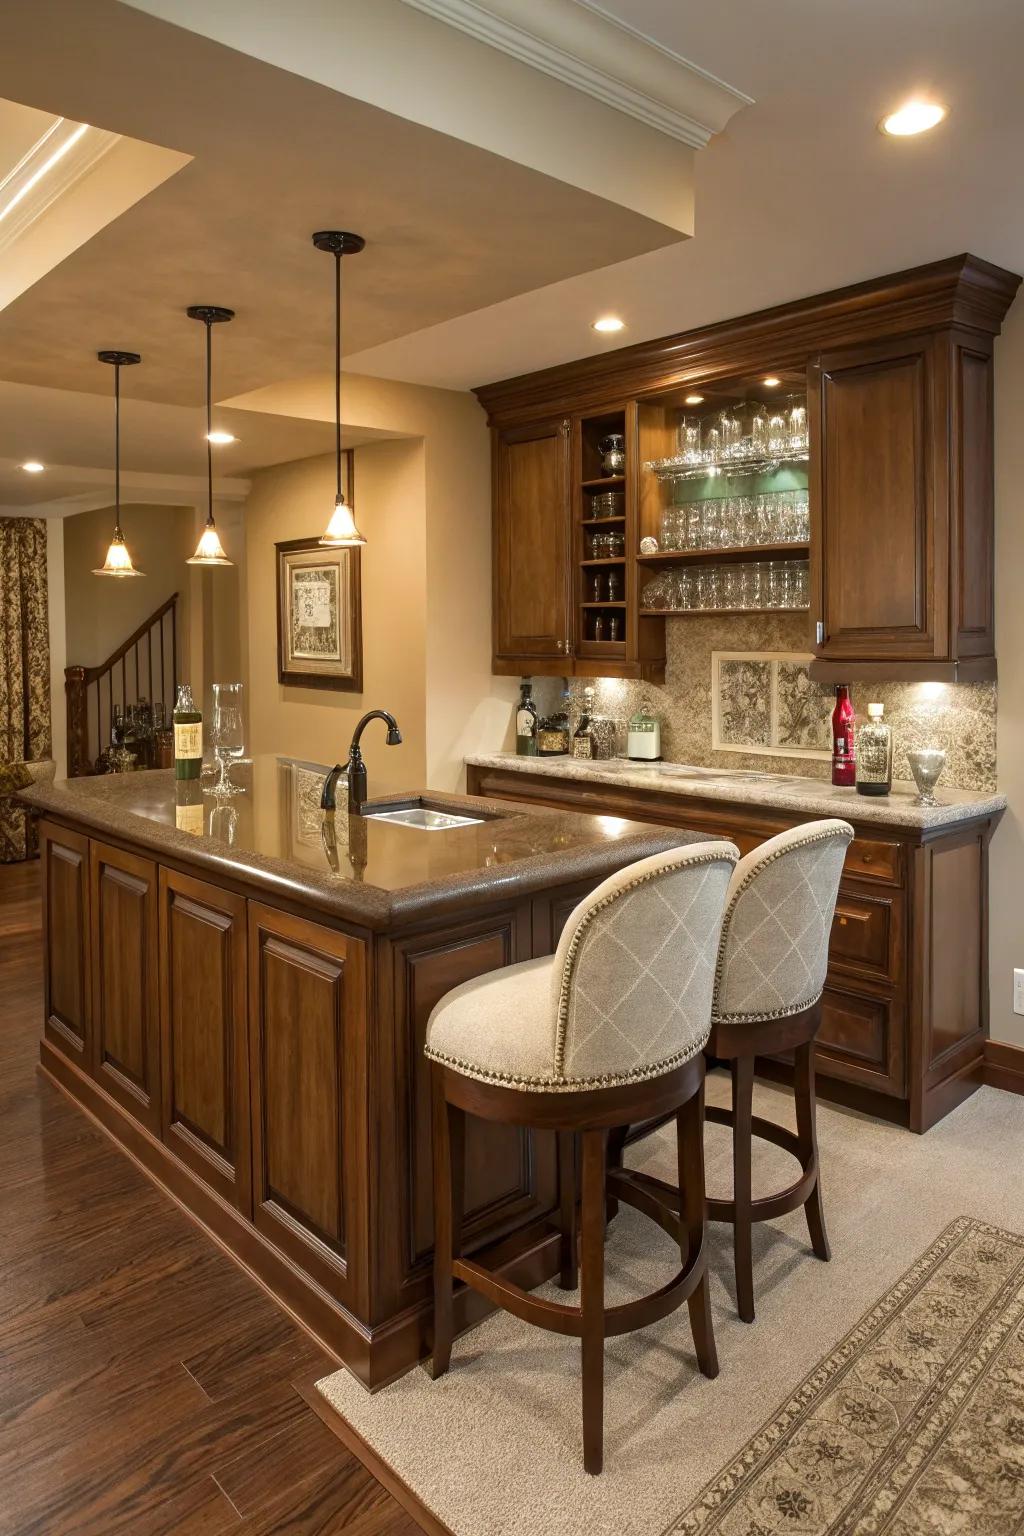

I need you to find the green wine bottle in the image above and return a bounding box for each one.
[173,683,203,782]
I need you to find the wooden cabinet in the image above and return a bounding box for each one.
[89,840,161,1133]
[159,868,250,1213]
[247,902,367,1308]
[478,256,1018,683]
[40,821,91,1064]
[493,417,572,668]
[468,761,998,1131]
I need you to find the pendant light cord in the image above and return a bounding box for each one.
[113,360,122,538]
[335,250,343,503]
[206,317,214,528]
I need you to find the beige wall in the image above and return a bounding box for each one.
[244,445,429,794]
[990,301,1024,1044]
[45,518,67,779]
[63,502,195,672]
[238,374,516,795]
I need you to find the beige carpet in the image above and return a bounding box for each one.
[318,1078,1024,1536]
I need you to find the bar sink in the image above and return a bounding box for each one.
[362,804,485,830]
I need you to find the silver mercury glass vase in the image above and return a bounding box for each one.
[907,748,946,806]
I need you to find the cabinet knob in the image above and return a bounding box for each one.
[556,640,565,653]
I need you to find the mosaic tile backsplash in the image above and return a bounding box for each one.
[534,614,997,792]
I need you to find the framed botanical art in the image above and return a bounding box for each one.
[276,536,362,692]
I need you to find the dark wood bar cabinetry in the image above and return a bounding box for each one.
[26,774,688,1390]
[478,255,1020,683]
[467,762,999,1135]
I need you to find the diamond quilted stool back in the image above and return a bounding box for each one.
[713,819,854,1025]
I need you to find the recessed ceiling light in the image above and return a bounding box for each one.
[880,100,947,137]
[206,430,237,445]
[592,316,625,333]
[763,376,781,388]
[20,460,45,473]
[684,393,705,405]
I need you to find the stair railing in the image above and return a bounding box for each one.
[65,593,179,777]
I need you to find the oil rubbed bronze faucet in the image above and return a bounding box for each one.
[320,710,402,816]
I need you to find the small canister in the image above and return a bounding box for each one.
[627,708,661,761]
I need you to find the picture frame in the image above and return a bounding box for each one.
[711,651,831,760]
[275,457,362,692]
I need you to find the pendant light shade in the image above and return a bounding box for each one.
[93,350,144,578]
[186,305,235,566]
[313,230,366,547]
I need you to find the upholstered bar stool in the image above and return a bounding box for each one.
[705,819,853,1323]
[424,841,739,1474]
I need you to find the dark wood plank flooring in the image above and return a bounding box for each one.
[0,860,423,1536]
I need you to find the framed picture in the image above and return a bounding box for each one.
[711,651,831,760]
[276,471,362,692]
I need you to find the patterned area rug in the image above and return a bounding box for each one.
[671,1216,1024,1535]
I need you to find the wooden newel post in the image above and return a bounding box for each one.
[65,666,88,778]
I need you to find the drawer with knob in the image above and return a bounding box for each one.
[829,886,903,983]
[843,836,902,887]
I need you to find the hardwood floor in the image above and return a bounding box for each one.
[0,859,424,1536]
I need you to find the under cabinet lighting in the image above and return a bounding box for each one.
[20,460,45,473]
[592,316,625,333]
[684,394,704,405]
[206,429,237,445]
[880,101,947,137]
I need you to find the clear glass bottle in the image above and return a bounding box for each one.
[515,679,538,757]
[173,682,203,782]
[856,702,893,797]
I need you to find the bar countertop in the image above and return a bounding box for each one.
[465,752,1006,831]
[20,757,700,931]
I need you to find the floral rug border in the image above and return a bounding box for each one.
[666,1215,1024,1535]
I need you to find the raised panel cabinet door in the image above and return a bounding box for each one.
[40,821,91,1063]
[811,335,943,660]
[158,868,250,1214]
[248,902,367,1308]
[493,418,572,662]
[817,977,906,1097]
[89,841,161,1132]
[383,906,556,1310]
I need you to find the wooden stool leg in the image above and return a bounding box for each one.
[430,1070,465,1379]
[731,1055,756,1324]
[580,1128,607,1475]
[558,1131,578,1290]
[794,1039,831,1262]
[605,1125,628,1223]
[677,1077,718,1379]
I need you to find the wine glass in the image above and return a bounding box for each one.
[209,682,245,797]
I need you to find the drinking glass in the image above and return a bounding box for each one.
[702,420,723,465]
[740,564,762,609]
[678,415,702,463]
[787,397,808,455]
[907,748,946,806]
[750,406,769,457]
[721,566,742,609]
[677,569,696,610]
[767,412,788,456]
[209,682,245,797]
[701,499,722,549]
[720,409,743,460]
[794,562,810,607]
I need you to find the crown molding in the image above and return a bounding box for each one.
[0,120,121,255]
[399,0,751,148]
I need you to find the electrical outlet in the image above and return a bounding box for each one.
[1015,969,1024,1016]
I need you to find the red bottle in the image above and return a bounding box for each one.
[831,685,856,787]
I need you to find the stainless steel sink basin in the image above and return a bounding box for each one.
[363,806,484,831]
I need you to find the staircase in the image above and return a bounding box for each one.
[65,593,179,777]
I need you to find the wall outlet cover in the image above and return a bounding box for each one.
[1014,969,1024,1016]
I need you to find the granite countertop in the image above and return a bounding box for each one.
[466,753,1007,831]
[20,758,701,931]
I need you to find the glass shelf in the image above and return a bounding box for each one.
[638,543,809,567]
[642,605,810,617]
[644,451,809,483]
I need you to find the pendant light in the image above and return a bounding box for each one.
[186,305,234,566]
[313,230,366,546]
[93,351,144,577]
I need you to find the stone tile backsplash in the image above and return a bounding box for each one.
[534,613,996,792]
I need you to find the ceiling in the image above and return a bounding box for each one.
[344,0,1024,390]
[2,0,1022,508]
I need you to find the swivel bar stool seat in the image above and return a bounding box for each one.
[424,841,739,1474]
[706,819,853,1323]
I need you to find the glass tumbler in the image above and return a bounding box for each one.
[678,416,702,463]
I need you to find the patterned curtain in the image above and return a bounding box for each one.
[0,518,52,862]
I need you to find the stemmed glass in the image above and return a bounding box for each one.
[209,682,245,797]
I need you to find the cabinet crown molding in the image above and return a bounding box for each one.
[399,0,752,148]
[474,253,1022,426]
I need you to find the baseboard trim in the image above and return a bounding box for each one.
[983,1039,1024,1095]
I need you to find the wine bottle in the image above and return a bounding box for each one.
[831,684,856,788]
[515,679,538,757]
[572,686,596,760]
[173,683,203,781]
